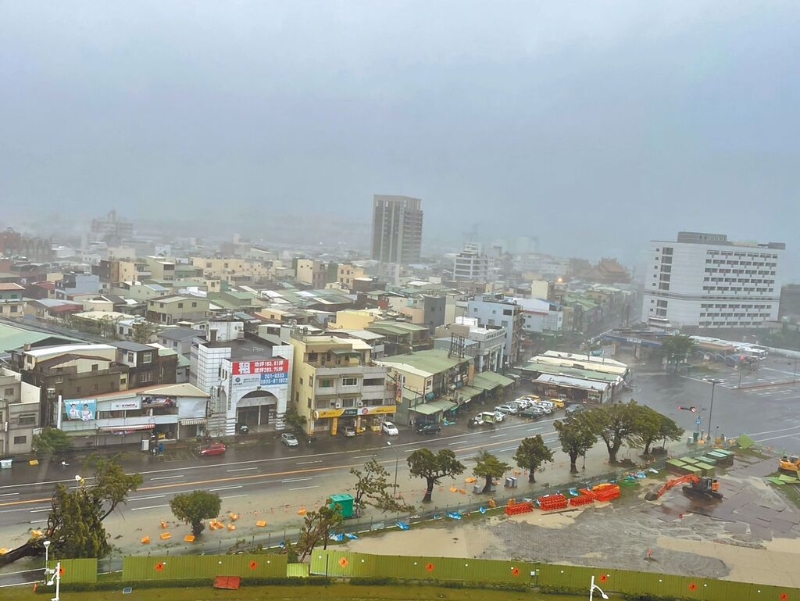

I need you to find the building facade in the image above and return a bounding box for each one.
[290,331,393,437]
[453,243,492,282]
[641,232,785,330]
[466,294,524,368]
[371,195,423,265]
[0,368,41,455]
[0,283,26,318]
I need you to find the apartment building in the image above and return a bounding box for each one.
[295,259,328,289]
[434,317,506,373]
[371,195,424,265]
[290,330,393,436]
[337,263,367,291]
[641,232,785,330]
[15,344,126,427]
[113,341,178,389]
[0,368,41,455]
[453,243,492,282]
[191,257,271,284]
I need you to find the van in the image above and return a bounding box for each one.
[480,411,498,424]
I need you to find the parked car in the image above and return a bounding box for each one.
[492,410,506,422]
[495,404,518,415]
[382,421,399,436]
[416,422,442,435]
[199,442,226,457]
[565,404,585,416]
[468,416,484,428]
[480,411,500,424]
[548,398,566,409]
[343,425,357,437]
[280,433,299,447]
[533,402,553,415]
[521,407,543,419]
[511,399,530,411]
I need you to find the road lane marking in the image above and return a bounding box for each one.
[209,485,243,492]
[448,441,469,446]
[489,434,504,438]
[131,504,169,511]
[151,475,184,481]
[352,455,374,459]
[297,460,324,464]
[289,485,319,491]
[220,494,248,500]
[227,467,257,472]
[281,477,312,483]
[29,508,50,513]
[129,495,166,502]
[0,493,19,498]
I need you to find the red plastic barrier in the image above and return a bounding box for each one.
[505,501,534,516]
[569,495,595,507]
[538,494,568,511]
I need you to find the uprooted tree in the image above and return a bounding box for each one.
[0,454,142,566]
[296,504,344,562]
[350,457,415,514]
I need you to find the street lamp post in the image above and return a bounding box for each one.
[43,540,51,575]
[589,575,609,600]
[387,442,399,498]
[705,378,723,442]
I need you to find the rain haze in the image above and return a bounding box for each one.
[1,1,799,272]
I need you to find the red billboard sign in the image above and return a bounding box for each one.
[232,359,289,376]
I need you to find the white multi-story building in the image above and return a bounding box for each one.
[641,232,785,330]
[453,243,492,282]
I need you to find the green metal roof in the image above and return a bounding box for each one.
[520,362,620,382]
[473,371,514,388]
[411,399,456,415]
[459,386,484,400]
[381,349,466,375]
[0,324,80,353]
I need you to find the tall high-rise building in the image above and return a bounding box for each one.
[641,231,785,330]
[371,195,423,265]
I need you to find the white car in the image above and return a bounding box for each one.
[492,411,506,422]
[382,421,399,436]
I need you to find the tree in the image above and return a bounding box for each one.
[513,435,554,483]
[554,414,597,474]
[584,400,642,464]
[32,427,73,457]
[131,320,159,344]
[350,457,414,514]
[661,334,697,373]
[407,448,465,503]
[0,455,142,566]
[636,406,684,455]
[296,504,344,562]
[170,490,222,536]
[283,405,308,437]
[473,450,511,493]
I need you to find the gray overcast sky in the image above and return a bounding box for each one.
[1,1,798,272]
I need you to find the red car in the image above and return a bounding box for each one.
[199,443,226,457]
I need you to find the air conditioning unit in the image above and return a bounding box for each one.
[335,402,342,409]
[356,400,364,408]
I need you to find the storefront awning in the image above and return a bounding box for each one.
[458,386,484,400]
[180,418,207,426]
[411,399,456,415]
[472,371,515,390]
[101,424,155,432]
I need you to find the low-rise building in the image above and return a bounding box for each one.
[112,341,178,389]
[365,321,433,356]
[290,330,393,436]
[146,294,209,325]
[0,283,26,319]
[58,382,210,448]
[0,368,41,455]
[433,317,506,373]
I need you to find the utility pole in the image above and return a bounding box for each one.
[705,378,723,441]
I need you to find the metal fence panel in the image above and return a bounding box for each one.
[46,558,97,584]
[122,553,286,581]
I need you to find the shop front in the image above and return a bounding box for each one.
[312,404,396,436]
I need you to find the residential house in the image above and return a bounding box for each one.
[0,283,26,318]
[466,293,525,368]
[112,341,178,389]
[146,294,209,325]
[157,327,199,359]
[55,272,101,300]
[365,321,433,356]
[0,368,41,455]
[433,317,506,373]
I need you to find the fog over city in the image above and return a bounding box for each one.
[2,1,799,272]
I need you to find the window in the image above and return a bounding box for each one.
[13,436,26,445]
[342,377,358,387]
[342,399,355,408]
[142,352,153,364]
[178,303,184,308]
[92,364,99,371]
[18,414,36,425]
[363,378,384,387]
[192,302,197,308]
[140,371,154,383]
[4,387,13,397]
[299,377,304,385]
[503,309,513,316]
[307,397,312,409]
[318,379,334,388]
[308,352,318,362]
[127,352,134,362]
[76,386,81,393]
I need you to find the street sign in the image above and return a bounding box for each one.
[696,417,702,426]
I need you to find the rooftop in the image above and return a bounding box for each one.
[378,349,468,376]
[158,327,199,342]
[0,283,25,291]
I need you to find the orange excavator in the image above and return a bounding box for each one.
[645,475,722,502]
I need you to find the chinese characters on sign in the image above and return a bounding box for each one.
[231,359,290,386]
